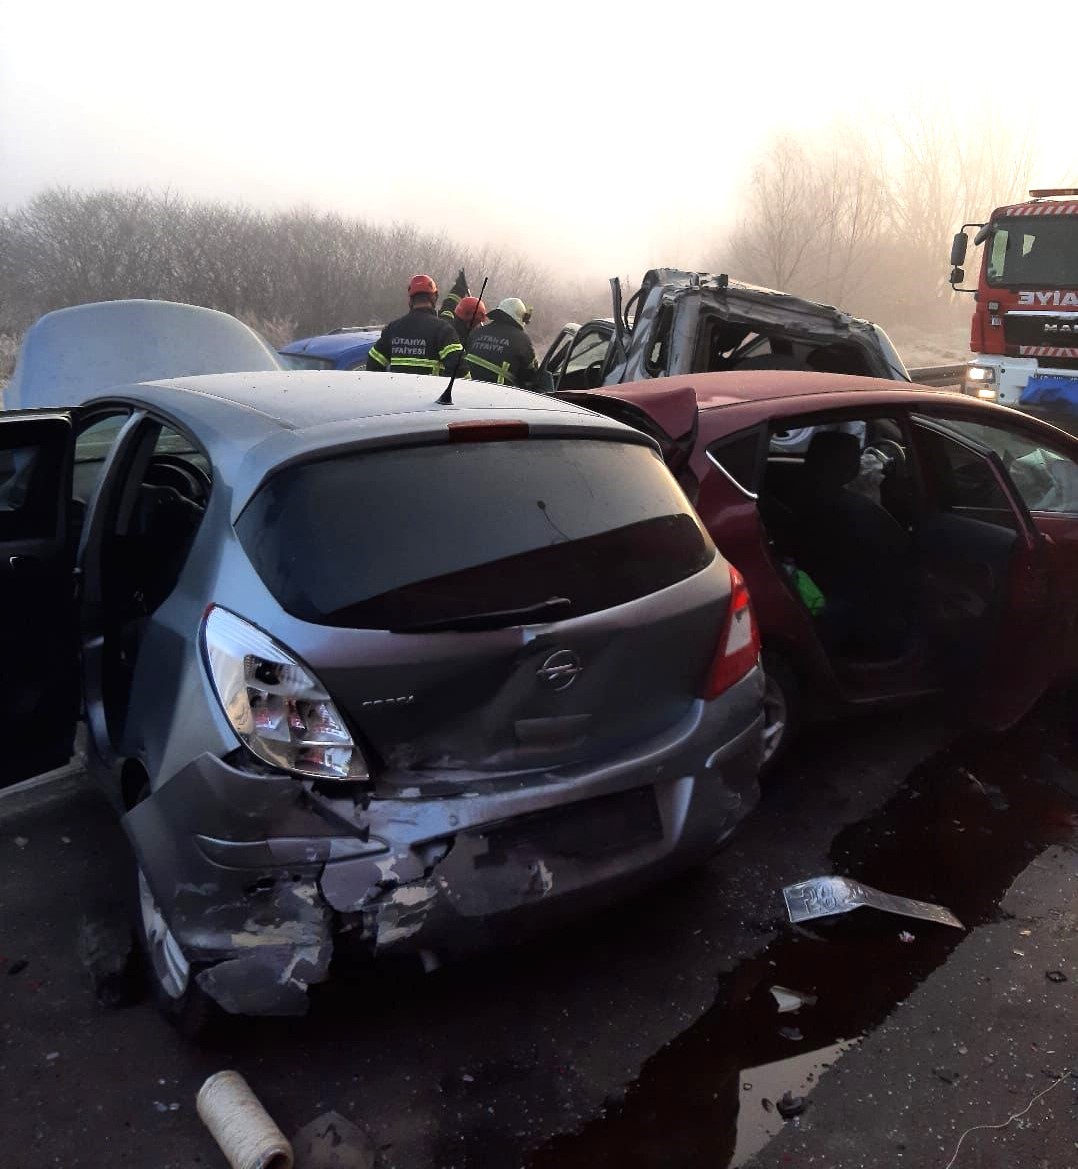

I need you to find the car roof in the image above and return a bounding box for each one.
[628,370,928,410]
[90,370,649,517]
[279,331,381,360]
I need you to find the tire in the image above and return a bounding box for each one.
[129,788,221,1041]
[761,651,799,773]
[133,862,220,1041]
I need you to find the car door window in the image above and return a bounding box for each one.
[541,329,575,379]
[930,418,1078,515]
[706,430,766,495]
[74,411,131,505]
[564,329,612,376]
[0,446,41,516]
[913,423,1018,531]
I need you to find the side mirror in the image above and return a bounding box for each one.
[950,232,968,267]
[536,369,556,393]
[949,266,965,287]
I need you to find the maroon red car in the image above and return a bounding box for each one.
[559,371,1078,765]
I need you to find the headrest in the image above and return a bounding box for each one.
[804,430,862,490]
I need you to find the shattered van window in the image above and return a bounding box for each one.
[237,438,715,630]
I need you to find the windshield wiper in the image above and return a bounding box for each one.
[390,597,572,634]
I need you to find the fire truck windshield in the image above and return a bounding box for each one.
[986,216,1078,288]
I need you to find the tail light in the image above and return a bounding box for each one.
[202,606,369,780]
[701,565,761,699]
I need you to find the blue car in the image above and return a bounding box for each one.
[278,326,383,371]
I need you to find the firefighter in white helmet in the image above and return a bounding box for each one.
[463,297,538,388]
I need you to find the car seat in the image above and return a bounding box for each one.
[793,432,911,658]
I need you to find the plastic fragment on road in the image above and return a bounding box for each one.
[196,1070,294,1169]
[291,1110,376,1169]
[770,985,817,1013]
[782,875,964,930]
[776,1090,808,1119]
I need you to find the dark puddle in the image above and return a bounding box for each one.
[527,696,1078,1169]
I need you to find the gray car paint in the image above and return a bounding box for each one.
[61,371,764,1016]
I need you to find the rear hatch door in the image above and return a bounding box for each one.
[236,432,728,776]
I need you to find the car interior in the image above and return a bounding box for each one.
[697,318,876,377]
[753,412,1024,692]
[93,419,211,739]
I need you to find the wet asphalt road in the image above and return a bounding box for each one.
[1,700,1075,1169]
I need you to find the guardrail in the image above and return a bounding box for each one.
[909,363,966,388]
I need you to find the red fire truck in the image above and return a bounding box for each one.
[950,189,1078,420]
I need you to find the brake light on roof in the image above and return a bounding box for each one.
[701,565,761,699]
[447,420,530,442]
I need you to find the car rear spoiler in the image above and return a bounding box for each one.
[553,383,699,478]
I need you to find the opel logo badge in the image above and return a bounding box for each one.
[536,649,583,691]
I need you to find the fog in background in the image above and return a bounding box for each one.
[2,0,1075,366]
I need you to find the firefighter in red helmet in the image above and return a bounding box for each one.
[366,274,464,376]
[449,295,488,343]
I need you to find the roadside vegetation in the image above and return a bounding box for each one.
[0,108,1054,382]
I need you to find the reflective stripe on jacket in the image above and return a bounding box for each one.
[463,310,537,388]
[366,307,464,376]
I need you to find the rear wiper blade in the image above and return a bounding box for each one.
[390,597,572,634]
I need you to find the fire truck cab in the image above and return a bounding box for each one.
[950,190,1078,418]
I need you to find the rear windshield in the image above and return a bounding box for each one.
[237,437,714,630]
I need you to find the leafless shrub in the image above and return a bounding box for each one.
[711,108,1037,333]
[0,189,557,348]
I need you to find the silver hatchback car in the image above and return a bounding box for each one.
[4,304,764,1030]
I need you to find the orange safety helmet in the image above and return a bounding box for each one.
[407,274,438,298]
[454,296,488,326]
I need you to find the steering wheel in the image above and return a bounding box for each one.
[143,455,211,508]
[864,438,907,475]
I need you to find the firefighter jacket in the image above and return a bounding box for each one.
[366,306,464,376]
[463,310,538,387]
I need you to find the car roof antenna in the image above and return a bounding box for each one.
[438,276,488,405]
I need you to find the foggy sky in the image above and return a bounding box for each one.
[2,0,1074,280]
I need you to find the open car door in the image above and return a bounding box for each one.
[0,412,79,786]
[911,416,1055,730]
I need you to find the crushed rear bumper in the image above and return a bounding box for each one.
[124,667,763,1014]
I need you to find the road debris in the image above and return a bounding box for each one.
[776,1090,809,1120]
[1012,949,1025,957]
[933,1067,960,1085]
[941,1070,1073,1169]
[196,1070,294,1169]
[292,1110,376,1169]
[1045,970,1068,983]
[77,912,138,1007]
[782,875,964,929]
[769,985,817,1013]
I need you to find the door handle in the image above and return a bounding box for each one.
[8,555,41,573]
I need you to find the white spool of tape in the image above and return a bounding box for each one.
[196,1070,294,1169]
